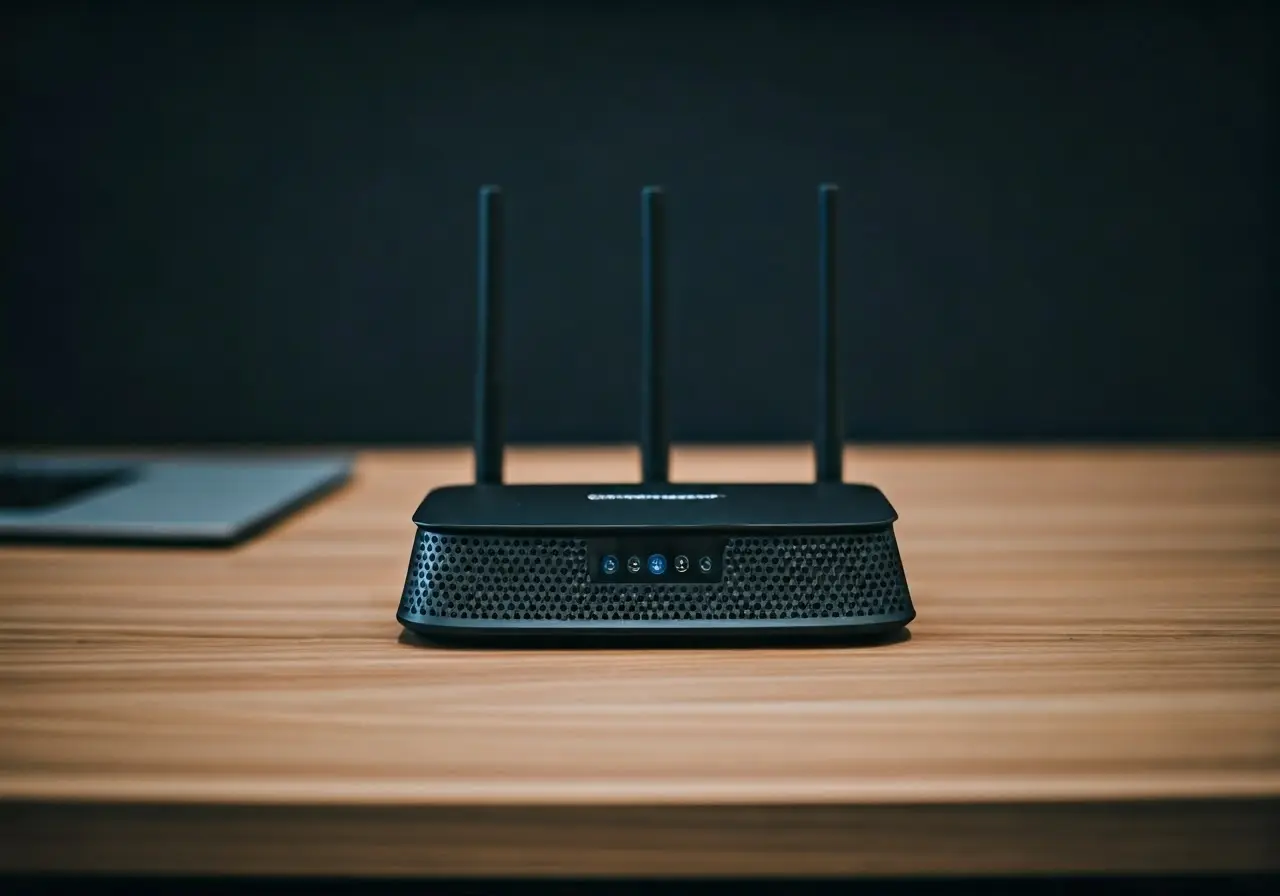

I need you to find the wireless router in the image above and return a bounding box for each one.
[397,184,915,643]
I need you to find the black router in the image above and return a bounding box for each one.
[397,184,915,643]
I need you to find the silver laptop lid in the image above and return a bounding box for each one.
[0,454,352,546]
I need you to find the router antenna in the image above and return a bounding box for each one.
[640,185,669,483]
[815,183,843,483]
[474,185,505,485]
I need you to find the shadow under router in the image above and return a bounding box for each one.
[397,184,915,645]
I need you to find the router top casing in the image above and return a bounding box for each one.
[396,184,915,644]
[413,482,898,532]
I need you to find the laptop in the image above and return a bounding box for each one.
[0,453,352,546]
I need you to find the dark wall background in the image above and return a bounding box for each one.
[4,1,1276,445]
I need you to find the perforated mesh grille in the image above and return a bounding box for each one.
[398,529,911,623]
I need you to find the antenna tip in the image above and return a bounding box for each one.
[819,182,839,194]
[480,184,502,197]
[642,185,665,196]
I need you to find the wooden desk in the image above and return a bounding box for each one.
[1,447,1277,877]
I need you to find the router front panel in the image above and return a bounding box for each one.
[397,525,912,634]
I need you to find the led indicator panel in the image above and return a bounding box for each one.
[587,536,726,583]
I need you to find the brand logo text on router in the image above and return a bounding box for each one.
[586,493,725,501]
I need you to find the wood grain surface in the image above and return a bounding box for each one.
[1,446,1278,876]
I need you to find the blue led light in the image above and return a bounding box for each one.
[647,553,667,575]
[601,555,619,575]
